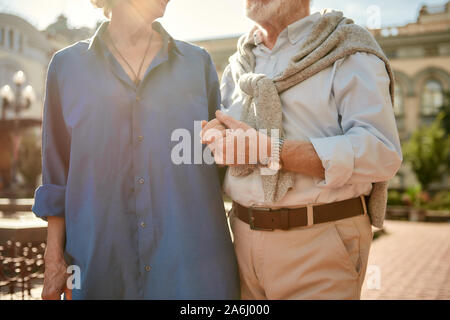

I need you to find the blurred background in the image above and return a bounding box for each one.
[0,0,449,300]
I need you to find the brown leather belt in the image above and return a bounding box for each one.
[233,195,369,231]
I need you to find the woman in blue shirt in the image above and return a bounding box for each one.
[33,0,239,299]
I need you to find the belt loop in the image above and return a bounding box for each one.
[280,209,289,230]
[360,195,368,215]
[307,205,314,226]
[248,207,256,230]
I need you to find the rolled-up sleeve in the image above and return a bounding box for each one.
[309,52,403,188]
[32,54,71,219]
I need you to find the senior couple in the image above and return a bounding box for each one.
[33,0,402,300]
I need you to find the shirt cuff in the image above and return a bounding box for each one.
[32,184,66,220]
[309,135,354,188]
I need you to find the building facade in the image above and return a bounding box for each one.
[194,3,450,191]
[0,13,95,120]
[372,3,450,190]
[0,13,56,120]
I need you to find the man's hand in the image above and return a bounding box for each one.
[201,110,273,166]
[42,248,71,300]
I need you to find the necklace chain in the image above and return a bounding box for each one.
[105,29,154,85]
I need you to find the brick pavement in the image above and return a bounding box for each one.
[361,220,450,300]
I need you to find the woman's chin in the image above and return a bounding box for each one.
[149,4,168,19]
[136,0,169,21]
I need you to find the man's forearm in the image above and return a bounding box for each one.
[280,140,325,179]
[45,217,66,260]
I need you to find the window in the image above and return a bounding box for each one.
[18,34,23,52]
[394,82,404,116]
[8,29,14,50]
[421,79,444,116]
[424,46,438,57]
[0,28,4,46]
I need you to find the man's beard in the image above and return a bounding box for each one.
[245,0,287,23]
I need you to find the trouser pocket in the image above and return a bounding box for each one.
[331,215,366,278]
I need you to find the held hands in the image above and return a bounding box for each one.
[200,110,273,166]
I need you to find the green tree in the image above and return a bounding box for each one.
[403,111,450,190]
[439,91,450,135]
[438,91,450,170]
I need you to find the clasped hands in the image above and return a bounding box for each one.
[200,110,274,167]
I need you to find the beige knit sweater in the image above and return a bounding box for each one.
[227,10,395,228]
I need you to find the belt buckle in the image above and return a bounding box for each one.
[248,207,274,231]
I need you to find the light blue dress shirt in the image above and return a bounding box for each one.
[32,21,240,299]
[221,13,402,208]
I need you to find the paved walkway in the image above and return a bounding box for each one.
[0,285,42,300]
[361,220,450,300]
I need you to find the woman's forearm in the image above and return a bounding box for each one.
[45,217,66,260]
[42,216,69,300]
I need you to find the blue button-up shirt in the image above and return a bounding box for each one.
[32,21,239,299]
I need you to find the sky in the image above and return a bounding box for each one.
[0,0,447,40]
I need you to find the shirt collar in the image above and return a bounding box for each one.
[286,12,321,45]
[86,20,183,56]
[253,12,321,47]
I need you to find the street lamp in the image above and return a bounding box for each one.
[1,70,35,120]
[0,70,36,189]
[13,70,26,86]
[22,85,36,103]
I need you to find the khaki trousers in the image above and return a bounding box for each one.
[229,206,373,300]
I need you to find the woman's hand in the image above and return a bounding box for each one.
[41,216,71,300]
[42,249,71,300]
[200,118,228,167]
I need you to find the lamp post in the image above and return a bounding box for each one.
[1,71,35,120]
[0,70,36,188]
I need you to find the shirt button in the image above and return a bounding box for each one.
[140,222,146,228]
[131,187,135,193]
[136,96,141,102]
[145,265,151,272]
[137,136,144,142]
[138,177,145,184]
